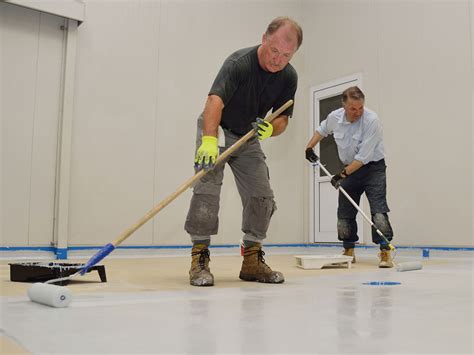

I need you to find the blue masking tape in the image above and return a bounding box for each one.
[363,281,401,286]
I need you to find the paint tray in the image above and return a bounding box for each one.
[294,255,353,270]
[9,262,107,286]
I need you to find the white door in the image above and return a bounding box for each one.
[309,74,365,243]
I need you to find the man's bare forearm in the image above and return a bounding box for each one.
[202,95,224,137]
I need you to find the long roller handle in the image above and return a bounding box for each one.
[112,99,293,246]
[316,161,395,250]
[79,100,293,274]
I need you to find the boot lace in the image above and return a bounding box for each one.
[245,248,269,264]
[257,249,268,265]
[243,247,272,272]
[192,248,210,269]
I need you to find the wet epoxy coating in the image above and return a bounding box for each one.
[1,249,472,354]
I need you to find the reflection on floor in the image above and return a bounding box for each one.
[1,247,473,354]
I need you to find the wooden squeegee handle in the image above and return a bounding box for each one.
[112,99,294,246]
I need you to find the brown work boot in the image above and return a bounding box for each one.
[239,244,284,283]
[189,244,214,286]
[379,249,394,268]
[343,248,356,263]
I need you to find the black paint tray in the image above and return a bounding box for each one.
[9,262,107,286]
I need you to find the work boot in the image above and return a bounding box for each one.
[343,248,356,263]
[379,249,394,268]
[239,244,284,283]
[189,244,214,286]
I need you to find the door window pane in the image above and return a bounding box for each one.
[319,95,345,176]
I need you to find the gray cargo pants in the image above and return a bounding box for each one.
[184,115,276,243]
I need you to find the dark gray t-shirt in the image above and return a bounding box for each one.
[209,45,297,136]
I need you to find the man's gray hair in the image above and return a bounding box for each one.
[342,86,365,102]
[266,16,303,49]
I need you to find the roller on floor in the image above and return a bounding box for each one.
[27,100,294,307]
[27,283,72,308]
[27,269,83,307]
[395,261,423,272]
[316,161,422,272]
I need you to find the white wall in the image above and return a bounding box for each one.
[0,3,64,246]
[69,0,305,247]
[302,0,473,246]
[2,0,472,248]
[471,0,474,241]
[471,0,474,244]
[4,0,85,22]
[153,0,305,246]
[0,3,3,246]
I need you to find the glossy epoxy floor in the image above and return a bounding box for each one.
[1,247,473,354]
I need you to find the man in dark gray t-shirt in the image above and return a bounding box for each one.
[210,45,297,136]
[185,17,302,287]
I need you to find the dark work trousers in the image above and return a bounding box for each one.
[337,159,393,249]
[184,115,276,243]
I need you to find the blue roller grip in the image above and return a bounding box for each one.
[80,243,115,275]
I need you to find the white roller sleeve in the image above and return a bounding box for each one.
[396,261,423,272]
[27,283,72,308]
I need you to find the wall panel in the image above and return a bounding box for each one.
[1,4,63,246]
[70,1,160,245]
[152,0,305,245]
[3,0,471,249]
[377,0,471,245]
[28,13,64,245]
[302,0,473,246]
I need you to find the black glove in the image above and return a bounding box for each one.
[330,169,348,189]
[305,148,319,163]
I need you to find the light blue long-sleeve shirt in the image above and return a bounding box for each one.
[316,107,385,165]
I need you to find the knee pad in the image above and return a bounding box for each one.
[337,218,357,240]
[372,213,393,237]
[185,194,220,235]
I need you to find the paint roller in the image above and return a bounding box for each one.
[314,161,422,272]
[27,283,72,308]
[27,100,294,307]
[395,261,423,272]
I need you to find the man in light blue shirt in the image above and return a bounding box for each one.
[305,86,394,268]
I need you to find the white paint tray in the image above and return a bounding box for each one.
[294,255,353,270]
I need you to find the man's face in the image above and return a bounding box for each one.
[259,25,298,73]
[343,98,364,122]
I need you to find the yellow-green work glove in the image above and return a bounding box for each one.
[255,118,273,141]
[195,135,218,171]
